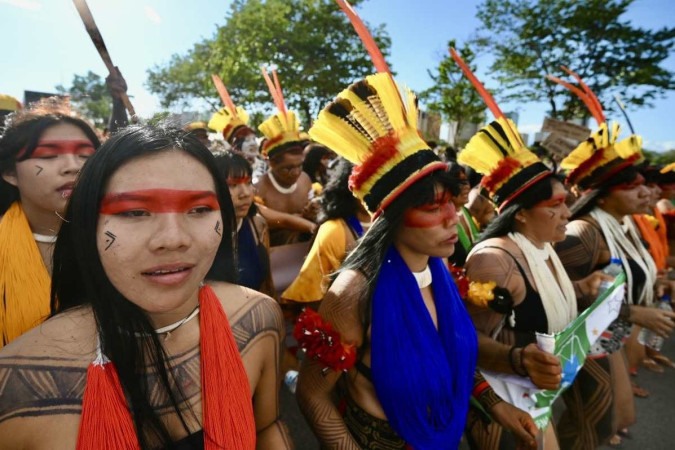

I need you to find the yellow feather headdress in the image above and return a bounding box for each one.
[451,49,551,211]
[548,67,643,190]
[208,74,254,145]
[258,67,304,159]
[308,0,445,216]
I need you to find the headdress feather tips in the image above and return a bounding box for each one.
[451,48,548,210]
[258,66,302,158]
[208,75,252,144]
[308,0,444,216]
[550,67,643,189]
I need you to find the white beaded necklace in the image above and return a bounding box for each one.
[268,171,297,194]
[412,265,432,289]
[33,233,58,244]
[135,305,200,340]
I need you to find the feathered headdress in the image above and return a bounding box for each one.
[452,49,551,212]
[308,0,445,216]
[547,66,643,190]
[207,75,254,145]
[257,68,303,159]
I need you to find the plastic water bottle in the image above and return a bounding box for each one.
[637,295,673,351]
[598,257,623,292]
[284,370,299,394]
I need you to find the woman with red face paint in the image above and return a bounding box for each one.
[0,97,100,349]
[549,69,673,449]
[212,152,275,298]
[0,124,291,449]
[452,53,613,450]
[291,6,540,444]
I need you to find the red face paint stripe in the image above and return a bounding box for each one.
[610,174,645,191]
[100,189,220,214]
[19,139,95,159]
[534,194,567,208]
[227,176,252,186]
[403,193,457,228]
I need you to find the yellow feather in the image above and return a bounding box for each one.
[309,110,372,164]
[366,73,406,131]
[341,90,388,139]
[615,134,643,162]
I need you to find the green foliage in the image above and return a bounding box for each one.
[644,149,675,165]
[474,0,674,120]
[56,71,111,128]
[420,41,486,147]
[146,0,391,128]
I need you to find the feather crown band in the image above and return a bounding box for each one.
[548,66,643,190]
[208,75,254,145]
[308,0,445,217]
[451,48,551,211]
[258,67,303,159]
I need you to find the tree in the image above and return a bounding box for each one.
[56,71,112,128]
[420,41,486,148]
[146,0,391,128]
[473,0,674,121]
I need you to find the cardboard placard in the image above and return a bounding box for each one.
[542,117,591,142]
[540,132,577,157]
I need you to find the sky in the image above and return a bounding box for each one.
[1,0,674,151]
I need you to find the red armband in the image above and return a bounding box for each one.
[293,308,357,372]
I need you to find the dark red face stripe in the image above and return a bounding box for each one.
[100,189,220,214]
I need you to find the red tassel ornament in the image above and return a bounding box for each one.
[76,352,140,450]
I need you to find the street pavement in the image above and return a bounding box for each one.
[281,335,675,449]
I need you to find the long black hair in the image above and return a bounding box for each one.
[302,143,331,185]
[479,175,557,241]
[50,123,236,448]
[0,98,100,214]
[569,166,641,220]
[341,169,458,331]
[318,158,358,224]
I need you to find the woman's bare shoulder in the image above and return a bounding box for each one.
[0,306,96,361]
[208,282,284,351]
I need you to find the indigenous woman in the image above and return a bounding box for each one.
[453,52,605,450]
[0,98,99,348]
[296,4,537,449]
[447,162,480,267]
[282,158,370,306]
[212,152,274,297]
[0,124,290,449]
[550,69,675,449]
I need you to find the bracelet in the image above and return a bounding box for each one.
[508,346,528,377]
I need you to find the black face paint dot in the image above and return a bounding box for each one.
[104,230,117,251]
[35,165,44,176]
[214,220,222,236]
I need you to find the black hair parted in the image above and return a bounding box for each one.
[50,122,236,449]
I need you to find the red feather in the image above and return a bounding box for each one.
[450,48,503,120]
[481,157,521,193]
[566,147,605,186]
[336,0,390,73]
[294,308,357,372]
[349,134,400,190]
[211,74,238,115]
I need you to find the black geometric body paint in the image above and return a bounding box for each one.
[548,211,556,219]
[35,165,44,176]
[104,231,117,250]
[215,220,222,236]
